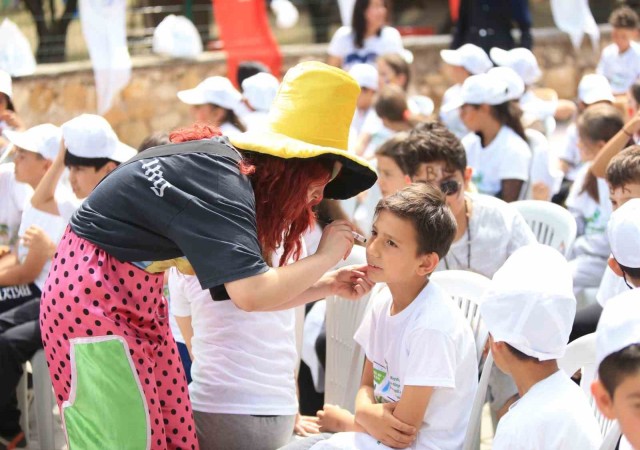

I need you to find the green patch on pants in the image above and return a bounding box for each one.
[63,337,149,450]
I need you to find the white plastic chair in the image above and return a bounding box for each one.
[463,352,494,450]
[430,270,491,362]
[324,285,381,413]
[512,200,577,256]
[559,333,619,442]
[17,349,56,450]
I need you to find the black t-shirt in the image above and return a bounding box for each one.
[70,139,268,296]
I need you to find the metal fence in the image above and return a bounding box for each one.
[0,0,620,65]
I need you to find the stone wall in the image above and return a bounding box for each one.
[12,27,609,149]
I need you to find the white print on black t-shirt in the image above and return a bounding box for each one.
[141,158,173,197]
[0,284,34,301]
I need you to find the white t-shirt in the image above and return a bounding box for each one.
[523,128,563,200]
[242,110,270,132]
[436,194,536,278]
[219,121,243,138]
[597,42,640,95]
[328,26,404,71]
[360,112,392,160]
[353,281,478,450]
[492,371,602,450]
[520,90,557,124]
[558,123,583,181]
[462,126,532,197]
[439,84,469,139]
[0,163,32,248]
[168,251,300,416]
[619,436,634,450]
[56,186,83,223]
[566,163,612,259]
[17,206,67,290]
[597,267,633,307]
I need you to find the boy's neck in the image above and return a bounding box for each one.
[388,276,429,315]
[618,42,631,54]
[511,360,559,398]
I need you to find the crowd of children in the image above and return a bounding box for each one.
[0,1,640,450]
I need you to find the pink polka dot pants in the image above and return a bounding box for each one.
[40,228,199,450]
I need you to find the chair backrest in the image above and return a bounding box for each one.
[512,200,577,256]
[463,352,494,450]
[324,286,379,412]
[430,270,491,362]
[559,333,616,439]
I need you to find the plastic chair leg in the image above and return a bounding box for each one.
[32,350,56,450]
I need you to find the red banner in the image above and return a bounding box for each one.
[450,0,460,22]
[212,0,283,85]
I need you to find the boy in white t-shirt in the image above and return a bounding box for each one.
[480,245,602,450]
[592,289,640,450]
[296,184,478,450]
[597,6,640,95]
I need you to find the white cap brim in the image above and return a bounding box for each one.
[111,142,137,163]
[581,92,615,105]
[177,88,207,106]
[440,97,465,113]
[3,129,36,153]
[440,49,463,67]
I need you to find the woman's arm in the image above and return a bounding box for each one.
[31,141,66,215]
[225,221,365,312]
[591,113,639,178]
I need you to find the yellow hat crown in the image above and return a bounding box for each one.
[268,61,360,151]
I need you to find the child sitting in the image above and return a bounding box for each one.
[480,245,602,450]
[597,6,640,95]
[567,104,624,295]
[288,183,478,450]
[592,288,640,450]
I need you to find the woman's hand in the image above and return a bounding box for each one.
[356,402,416,449]
[327,264,374,300]
[293,413,320,436]
[315,220,355,264]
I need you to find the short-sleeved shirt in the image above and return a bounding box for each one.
[566,163,612,259]
[558,124,583,182]
[462,125,532,197]
[327,26,404,70]
[70,138,268,297]
[0,163,32,248]
[492,371,602,450]
[597,42,640,95]
[354,281,478,449]
[435,194,536,278]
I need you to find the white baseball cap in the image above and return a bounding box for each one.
[348,63,379,91]
[441,73,510,112]
[440,44,493,75]
[596,289,640,367]
[177,76,243,110]
[3,124,61,160]
[488,67,525,101]
[0,70,11,99]
[61,114,136,163]
[578,74,615,105]
[241,73,279,112]
[608,198,640,268]
[480,244,577,361]
[490,47,541,85]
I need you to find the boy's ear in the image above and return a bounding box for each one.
[591,379,617,420]
[608,256,625,277]
[417,252,440,277]
[403,174,412,186]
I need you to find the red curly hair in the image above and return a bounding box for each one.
[170,123,332,267]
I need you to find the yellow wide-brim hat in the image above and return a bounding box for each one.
[230,61,377,200]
